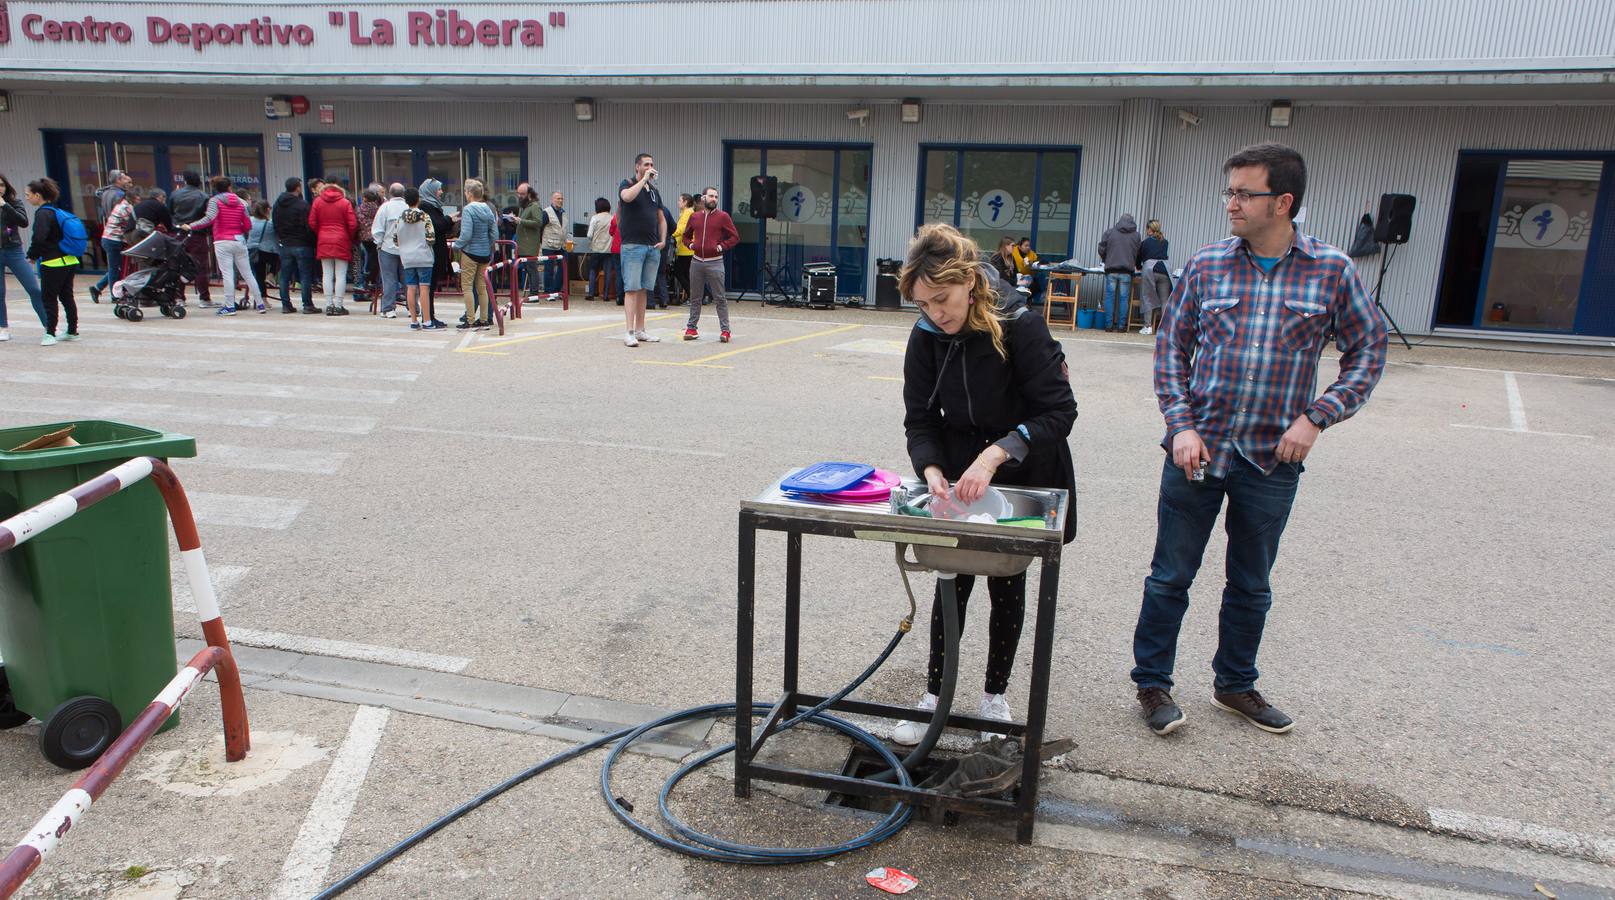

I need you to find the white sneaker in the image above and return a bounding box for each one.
[0,328,9,342]
[624,332,639,347]
[382,310,397,319]
[634,330,660,343]
[40,334,57,346]
[979,692,1012,741]
[891,692,938,746]
[1140,326,1154,336]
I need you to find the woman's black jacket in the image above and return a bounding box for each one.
[903,306,1078,543]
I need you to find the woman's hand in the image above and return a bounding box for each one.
[923,466,951,503]
[955,446,1008,505]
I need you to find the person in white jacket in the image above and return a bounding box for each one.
[386,187,439,330]
[370,183,408,317]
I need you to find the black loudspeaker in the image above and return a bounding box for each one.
[874,257,902,309]
[1374,193,1416,245]
[750,175,779,219]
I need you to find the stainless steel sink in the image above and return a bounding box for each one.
[890,484,1066,577]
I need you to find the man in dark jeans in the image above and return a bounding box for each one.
[168,170,212,307]
[1131,142,1388,737]
[271,177,320,313]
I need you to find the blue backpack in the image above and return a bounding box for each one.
[55,207,89,258]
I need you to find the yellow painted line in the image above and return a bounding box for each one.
[458,314,677,354]
[685,323,863,365]
[635,360,734,370]
[868,376,904,382]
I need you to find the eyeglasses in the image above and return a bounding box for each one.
[1221,189,1284,206]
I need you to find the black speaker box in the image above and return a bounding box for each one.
[750,175,779,219]
[1374,193,1416,245]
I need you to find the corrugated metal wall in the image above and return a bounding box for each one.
[1149,103,1615,333]
[5,89,1615,331]
[5,0,1613,76]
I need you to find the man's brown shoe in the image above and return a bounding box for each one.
[1137,687,1185,736]
[1211,689,1294,733]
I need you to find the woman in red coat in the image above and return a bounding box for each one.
[308,179,358,315]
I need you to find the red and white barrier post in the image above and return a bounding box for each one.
[0,456,251,898]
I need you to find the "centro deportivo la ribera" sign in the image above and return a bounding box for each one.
[0,4,567,52]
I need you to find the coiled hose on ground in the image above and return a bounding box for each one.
[312,565,963,896]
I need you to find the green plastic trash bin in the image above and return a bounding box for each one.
[0,420,196,769]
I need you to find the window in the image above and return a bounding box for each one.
[917,146,1081,258]
[726,143,873,297]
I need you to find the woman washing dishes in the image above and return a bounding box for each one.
[895,223,1077,744]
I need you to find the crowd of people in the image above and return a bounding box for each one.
[988,217,1175,336]
[0,152,744,347]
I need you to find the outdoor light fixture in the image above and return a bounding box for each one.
[1268,100,1293,128]
[574,98,595,122]
[900,98,922,124]
[0,91,10,114]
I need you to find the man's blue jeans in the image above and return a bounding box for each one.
[1131,454,1301,694]
[1102,272,1131,329]
[93,238,124,293]
[279,246,317,310]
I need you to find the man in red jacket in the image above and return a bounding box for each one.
[682,186,739,342]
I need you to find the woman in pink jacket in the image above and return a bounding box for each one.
[308,179,358,315]
[184,176,261,315]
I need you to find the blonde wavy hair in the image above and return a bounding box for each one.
[899,223,1007,359]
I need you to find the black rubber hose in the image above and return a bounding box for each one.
[313,626,913,897]
[872,573,960,782]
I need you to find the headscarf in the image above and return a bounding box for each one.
[419,178,443,211]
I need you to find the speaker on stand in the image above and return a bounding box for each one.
[1370,193,1416,350]
[735,175,794,304]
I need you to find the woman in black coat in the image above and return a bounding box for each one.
[894,223,1077,745]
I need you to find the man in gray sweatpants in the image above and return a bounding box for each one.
[681,186,741,343]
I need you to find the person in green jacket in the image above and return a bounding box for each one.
[512,182,547,301]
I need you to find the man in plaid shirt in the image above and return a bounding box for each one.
[1132,143,1388,737]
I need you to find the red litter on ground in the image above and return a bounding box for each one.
[866,866,920,894]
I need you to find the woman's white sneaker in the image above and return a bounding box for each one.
[891,692,938,746]
[624,331,639,347]
[979,692,1012,741]
[634,330,660,343]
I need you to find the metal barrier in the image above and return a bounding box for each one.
[486,252,570,323]
[0,456,251,899]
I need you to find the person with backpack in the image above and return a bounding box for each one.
[95,169,131,222]
[308,177,359,316]
[184,176,262,315]
[1,172,48,341]
[25,177,85,346]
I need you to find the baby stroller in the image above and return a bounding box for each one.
[112,230,196,321]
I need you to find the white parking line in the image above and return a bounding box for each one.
[1428,807,1615,865]
[39,352,422,382]
[85,335,440,364]
[0,397,378,435]
[269,706,392,900]
[188,492,307,530]
[224,627,472,673]
[0,371,400,405]
[76,324,446,348]
[194,444,350,475]
[1504,372,1528,431]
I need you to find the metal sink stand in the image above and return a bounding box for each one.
[735,481,1067,844]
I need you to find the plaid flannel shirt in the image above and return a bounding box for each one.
[1154,230,1388,477]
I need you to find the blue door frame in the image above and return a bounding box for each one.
[1452,149,1615,338]
[722,140,874,298]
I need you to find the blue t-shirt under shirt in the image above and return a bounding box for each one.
[1253,255,1281,274]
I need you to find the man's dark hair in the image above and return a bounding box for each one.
[405,187,421,207]
[1223,142,1305,219]
[633,152,653,167]
[594,197,610,213]
[181,170,202,188]
[285,176,303,192]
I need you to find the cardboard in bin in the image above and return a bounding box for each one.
[9,425,80,453]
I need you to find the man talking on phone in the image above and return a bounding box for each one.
[1129,142,1387,737]
[617,152,667,347]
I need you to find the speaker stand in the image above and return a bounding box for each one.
[1371,242,1413,351]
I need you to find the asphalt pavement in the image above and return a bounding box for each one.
[0,280,1611,897]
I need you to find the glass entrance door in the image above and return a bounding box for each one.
[1476,159,1603,332]
[725,142,873,298]
[303,137,524,212]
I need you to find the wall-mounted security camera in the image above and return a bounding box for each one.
[1177,109,1204,128]
[846,107,872,122]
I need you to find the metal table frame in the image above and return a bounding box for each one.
[734,485,1065,844]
